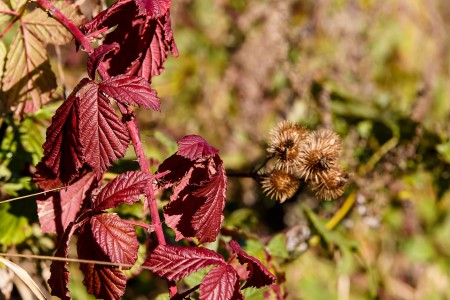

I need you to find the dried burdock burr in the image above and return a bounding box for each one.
[297,129,343,182]
[261,169,301,203]
[267,120,308,172]
[309,167,348,200]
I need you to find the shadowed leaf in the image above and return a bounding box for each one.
[229,240,276,289]
[48,222,79,300]
[37,172,97,234]
[80,263,127,300]
[87,43,120,79]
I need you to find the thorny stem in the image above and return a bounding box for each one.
[34,0,176,295]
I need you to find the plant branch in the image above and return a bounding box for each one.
[35,0,165,244]
[33,0,176,295]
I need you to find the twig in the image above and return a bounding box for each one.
[0,187,65,204]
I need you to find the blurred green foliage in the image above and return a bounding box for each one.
[1,0,450,299]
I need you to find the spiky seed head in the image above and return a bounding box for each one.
[297,129,343,182]
[310,168,348,200]
[261,169,300,203]
[267,121,308,172]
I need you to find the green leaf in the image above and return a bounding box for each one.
[267,233,289,259]
[0,203,32,246]
[24,2,85,46]
[242,287,268,299]
[303,205,358,274]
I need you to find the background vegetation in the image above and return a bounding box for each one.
[1,0,450,299]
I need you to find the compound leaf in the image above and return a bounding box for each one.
[229,240,276,289]
[145,245,224,281]
[93,171,151,210]
[199,264,241,300]
[37,172,97,235]
[100,74,160,110]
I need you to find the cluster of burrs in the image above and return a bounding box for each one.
[260,121,348,203]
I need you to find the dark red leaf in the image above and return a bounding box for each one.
[33,163,63,190]
[87,43,120,79]
[135,0,170,18]
[38,79,90,184]
[191,166,227,243]
[229,240,276,289]
[37,172,97,234]
[83,0,177,82]
[78,82,130,177]
[163,156,226,243]
[156,154,194,189]
[93,171,152,210]
[100,74,160,110]
[48,222,78,300]
[199,264,239,300]
[144,244,224,281]
[80,263,127,300]
[177,135,219,160]
[137,15,177,81]
[84,213,139,266]
[76,213,132,299]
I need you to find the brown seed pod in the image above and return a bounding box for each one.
[261,169,301,203]
[297,129,343,182]
[310,168,348,200]
[267,121,308,172]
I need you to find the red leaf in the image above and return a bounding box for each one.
[87,43,120,79]
[86,213,139,266]
[83,0,177,82]
[199,264,240,300]
[80,263,127,300]
[177,135,219,160]
[229,240,276,289]
[144,244,224,281]
[191,166,227,243]
[76,213,133,299]
[38,79,89,183]
[93,171,152,210]
[100,74,160,110]
[48,222,79,300]
[37,172,97,234]
[78,82,130,177]
[163,156,226,243]
[135,0,170,18]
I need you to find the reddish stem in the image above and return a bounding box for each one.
[34,0,176,295]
